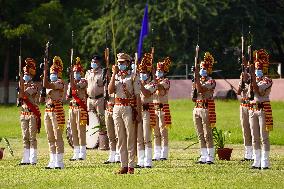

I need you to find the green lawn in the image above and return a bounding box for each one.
[0,100,284,188]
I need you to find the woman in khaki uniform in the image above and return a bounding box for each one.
[153,57,172,161]
[44,56,65,169]
[108,53,142,174]
[136,53,157,168]
[193,52,216,164]
[249,49,273,169]
[67,57,88,161]
[18,58,41,165]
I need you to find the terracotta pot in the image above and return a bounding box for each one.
[0,148,4,160]
[217,148,233,160]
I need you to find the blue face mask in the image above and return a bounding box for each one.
[255,69,263,78]
[199,69,207,77]
[156,71,164,78]
[118,64,127,71]
[91,62,98,69]
[50,73,58,82]
[23,75,31,82]
[140,73,148,81]
[74,72,81,80]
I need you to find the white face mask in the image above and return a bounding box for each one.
[74,72,81,80]
[255,69,263,78]
[118,64,127,71]
[199,69,207,77]
[156,71,164,78]
[50,73,58,82]
[140,73,148,81]
[23,75,31,82]
[91,61,98,69]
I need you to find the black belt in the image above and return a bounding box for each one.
[195,102,208,108]
[46,104,55,108]
[250,103,264,109]
[88,94,104,100]
[154,103,163,110]
[142,104,150,111]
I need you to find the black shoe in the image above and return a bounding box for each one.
[78,158,85,161]
[135,165,144,168]
[115,161,121,163]
[251,166,261,170]
[152,158,159,161]
[31,163,37,165]
[45,166,54,169]
[195,161,206,164]
[160,158,167,161]
[206,161,214,165]
[240,158,253,162]
[55,167,62,169]
[103,160,112,164]
[261,167,269,170]
[19,162,30,165]
[69,158,77,161]
[145,166,152,168]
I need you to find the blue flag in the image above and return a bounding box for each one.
[137,4,149,60]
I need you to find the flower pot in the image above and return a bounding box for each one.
[217,148,233,160]
[0,148,4,160]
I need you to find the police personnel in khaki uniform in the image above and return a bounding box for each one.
[19,58,41,165]
[153,57,172,161]
[193,52,216,164]
[67,57,88,161]
[108,53,141,174]
[237,58,253,161]
[85,55,108,149]
[136,53,157,168]
[44,56,66,169]
[249,49,273,169]
[104,93,120,164]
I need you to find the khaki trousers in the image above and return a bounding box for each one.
[153,110,168,147]
[193,108,214,148]
[113,105,135,168]
[240,106,252,146]
[142,111,152,149]
[44,112,64,154]
[69,108,86,146]
[249,109,270,151]
[87,98,106,129]
[105,110,117,151]
[137,121,145,151]
[20,114,38,149]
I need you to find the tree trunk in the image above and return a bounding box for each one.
[3,45,10,104]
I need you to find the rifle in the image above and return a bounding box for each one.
[247,26,254,100]
[191,44,199,102]
[39,24,51,103]
[240,27,246,90]
[67,31,74,98]
[16,37,23,107]
[103,47,110,101]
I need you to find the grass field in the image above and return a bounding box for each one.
[0,100,284,189]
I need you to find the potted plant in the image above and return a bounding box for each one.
[0,137,14,159]
[212,127,232,160]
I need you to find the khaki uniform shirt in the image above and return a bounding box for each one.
[46,79,64,103]
[114,73,140,98]
[67,79,88,100]
[85,68,104,97]
[141,80,157,104]
[196,77,215,100]
[22,81,38,110]
[153,78,170,103]
[253,77,272,103]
